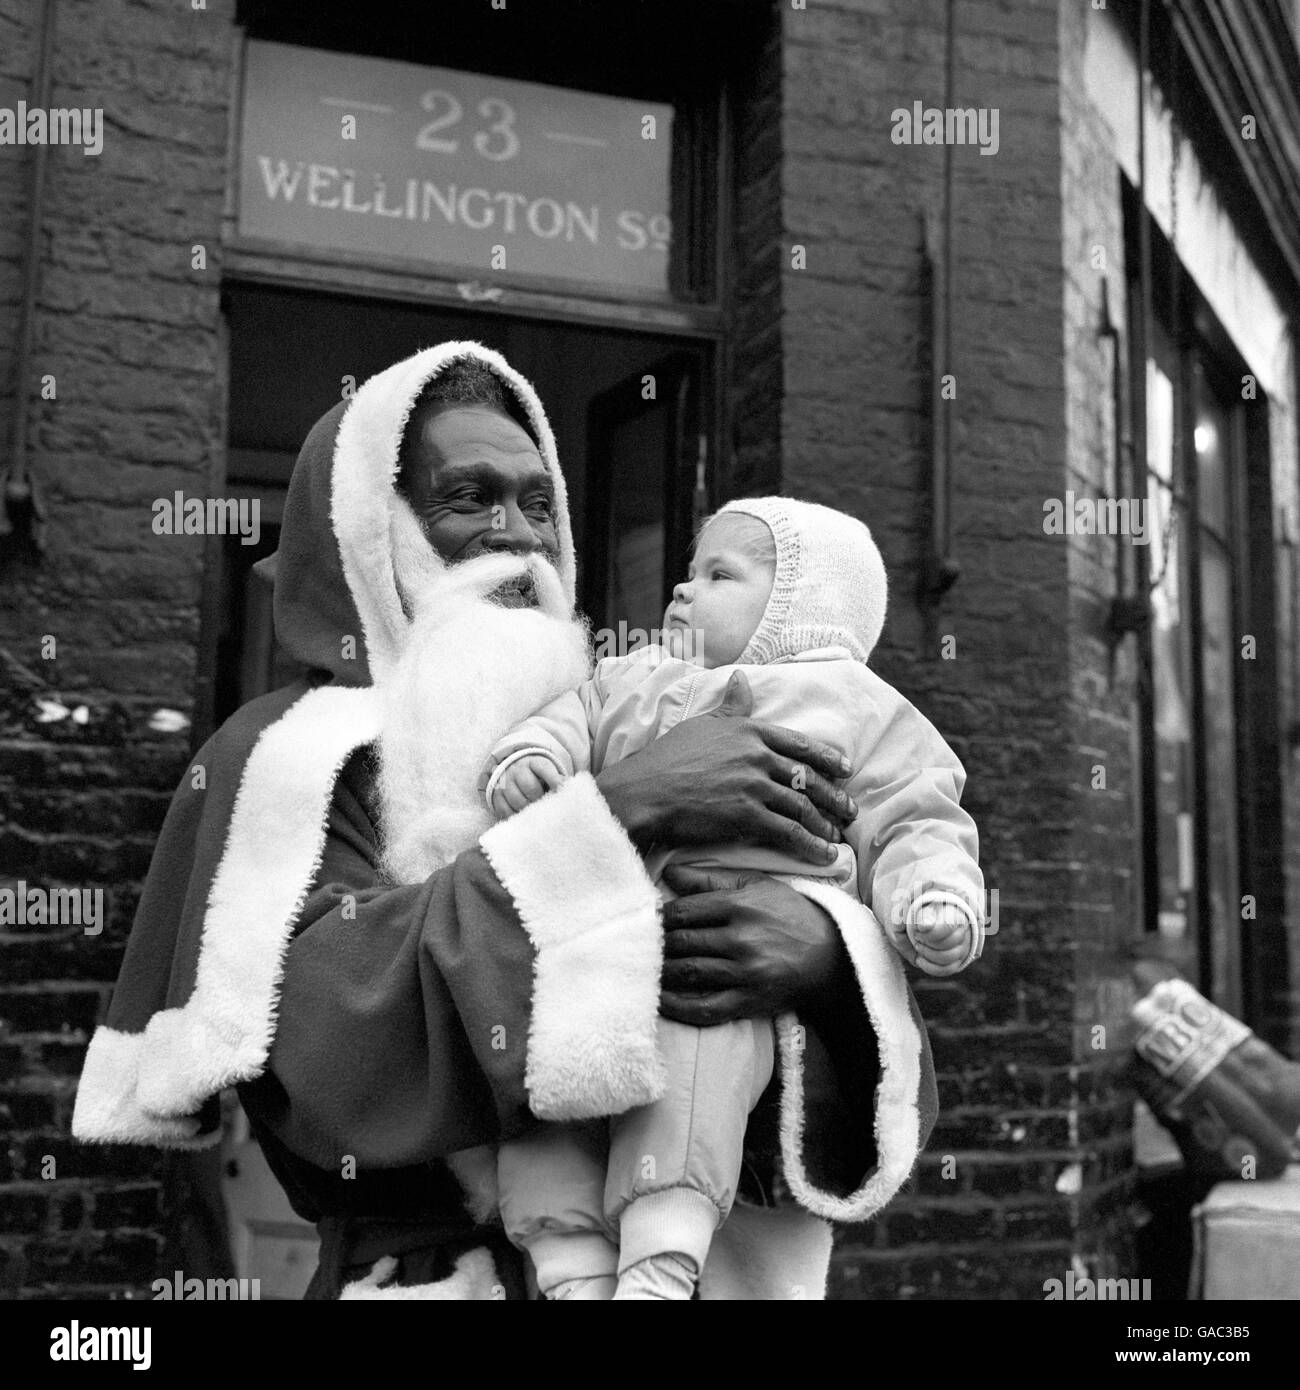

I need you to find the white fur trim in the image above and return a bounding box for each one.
[72,685,383,1142]
[387,491,446,608]
[71,1027,218,1149]
[330,342,577,686]
[775,878,923,1223]
[479,773,665,1122]
[339,1248,503,1300]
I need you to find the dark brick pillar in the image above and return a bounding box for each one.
[777,0,1140,1297]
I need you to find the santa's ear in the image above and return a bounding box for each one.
[389,494,446,613]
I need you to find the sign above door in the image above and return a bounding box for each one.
[237,41,674,296]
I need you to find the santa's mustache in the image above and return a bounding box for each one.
[408,549,570,626]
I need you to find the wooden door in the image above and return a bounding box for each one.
[220,1093,319,1299]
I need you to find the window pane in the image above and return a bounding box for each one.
[1195,391,1230,543]
[1147,360,1175,487]
[1146,361,1197,953]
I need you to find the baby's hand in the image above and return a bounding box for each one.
[906,903,977,977]
[490,755,566,817]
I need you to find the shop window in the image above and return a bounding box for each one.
[1128,227,1280,1023]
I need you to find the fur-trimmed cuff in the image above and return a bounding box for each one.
[776,878,924,1223]
[479,772,665,1122]
[71,1027,220,1150]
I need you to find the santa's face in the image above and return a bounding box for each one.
[399,405,559,607]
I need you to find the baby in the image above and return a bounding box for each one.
[482,496,985,1299]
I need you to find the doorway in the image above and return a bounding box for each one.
[202,284,715,733]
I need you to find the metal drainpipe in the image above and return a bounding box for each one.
[1136,0,1153,567]
[1098,280,1124,590]
[1,0,58,548]
[922,0,960,609]
[1109,0,1155,640]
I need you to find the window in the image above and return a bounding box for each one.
[1142,321,1248,1007]
[1129,237,1278,1022]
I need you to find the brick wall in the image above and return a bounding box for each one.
[0,0,234,1298]
[1057,0,1145,1280]
[0,678,190,1297]
[0,0,32,451]
[775,0,1144,1297]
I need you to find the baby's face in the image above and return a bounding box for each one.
[663,513,775,668]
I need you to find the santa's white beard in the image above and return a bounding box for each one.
[376,550,592,884]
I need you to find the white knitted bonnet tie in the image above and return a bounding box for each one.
[710,496,889,665]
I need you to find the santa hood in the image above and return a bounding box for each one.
[72,342,580,1147]
[271,342,576,687]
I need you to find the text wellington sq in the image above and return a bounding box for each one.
[255,158,666,250]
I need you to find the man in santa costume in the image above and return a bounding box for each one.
[73,343,936,1299]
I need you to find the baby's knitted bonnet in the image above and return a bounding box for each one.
[713,496,888,665]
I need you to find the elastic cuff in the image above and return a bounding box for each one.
[961,916,986,966]
[618,1187,721,1274]
[905,888,984,962]
[483,746,569,810]
[904,887,981,931]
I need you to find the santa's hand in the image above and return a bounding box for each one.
[906,903,975,977]
[658,865,847,1025]
[594,670,856,863]
[489,755,566,817]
